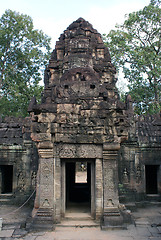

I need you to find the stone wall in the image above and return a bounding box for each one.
[118,113,161,205]
[0,116,38,204]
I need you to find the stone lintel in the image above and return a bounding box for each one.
[58,143,102,159]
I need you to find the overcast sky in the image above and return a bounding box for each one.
[1,0,150,49]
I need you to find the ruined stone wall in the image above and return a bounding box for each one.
[118,113,161,204]
[0,116,38,204]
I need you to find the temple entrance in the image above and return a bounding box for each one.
[145,165,159,194]
[61,159,95,218]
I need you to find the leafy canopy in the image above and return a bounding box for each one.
[0,9,51,117]
[104,0,161,115]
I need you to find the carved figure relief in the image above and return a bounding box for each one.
[17,171,25,192]
[123,168,129,184]
[136,165,142,184]
[31,171,37,187]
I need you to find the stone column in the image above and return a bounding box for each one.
[102,143,124,229]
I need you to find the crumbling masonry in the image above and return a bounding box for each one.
[0,18,161,230]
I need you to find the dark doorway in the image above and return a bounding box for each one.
[0,165,13,194]
[145,165,159,194]
[66,161,91,212]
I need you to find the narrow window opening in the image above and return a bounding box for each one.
[64,85,69,89]
[0,165,13,194]
[145,165,159,194]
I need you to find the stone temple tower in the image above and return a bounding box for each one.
[28,18,131,230]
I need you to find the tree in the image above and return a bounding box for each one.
[0,10,51,117]
[104,0,161,115]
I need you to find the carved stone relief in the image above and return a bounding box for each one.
[58,144,102,159]
[17,171,25,192]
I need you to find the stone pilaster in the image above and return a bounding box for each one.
[102,143,125,229]
[30,147,55,231]
[95,158,103,220]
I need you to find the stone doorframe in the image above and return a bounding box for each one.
[57,143,103,221]
[32,142,124,228]
[61,159,95,218]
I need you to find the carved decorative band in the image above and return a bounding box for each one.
[103,150,118,160]
[38,149,53,158]
[58,144,102,159]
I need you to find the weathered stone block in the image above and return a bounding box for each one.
[38,113,56,123]
[32,122,49,133]
[31,133,51,142]
[38,141,53,149]
[57,104,81,114]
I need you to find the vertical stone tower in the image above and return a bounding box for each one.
[28,18,131,230]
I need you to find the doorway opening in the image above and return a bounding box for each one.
[0,165,13,194]
[145,165,159,194]
[66,161,91,213]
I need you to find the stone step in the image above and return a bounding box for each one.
[26,208,55,232]
[0,194,13,204]
[135,217,150,226]
[26,217,54,231]
[28,222,54,231]
[0,199,12,204]
[146,194,161,202]
[0,194,13,201]
[0,198,11,202]
[64,212,92,221]
[0,194,13,198]
[56,220,100,228]
[36,212,53,217]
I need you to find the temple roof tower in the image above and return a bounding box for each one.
[44,17,115,87]
[28,18,132,230]
[29,17,131,144]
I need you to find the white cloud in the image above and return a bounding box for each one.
[83,1,149,35]
[33,0,150,49]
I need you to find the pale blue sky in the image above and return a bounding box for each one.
[0,0,150,48]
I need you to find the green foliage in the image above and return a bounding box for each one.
[104,1,161,115]
[0,10,51,117]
